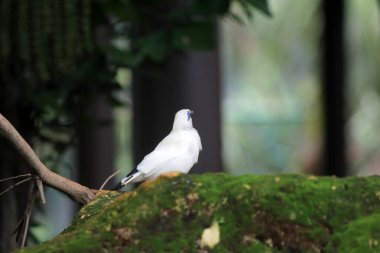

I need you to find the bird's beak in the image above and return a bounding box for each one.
[190,110,194,114]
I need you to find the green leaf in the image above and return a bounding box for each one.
[238,0,253,18]
[171,0,231,19]
[194,0,231,15]
[171,21,215,50]
[103,47,143,68]
[228,12,245,25]
[247,0,271,16]
[101,0,138,21]
[137,30,169,62]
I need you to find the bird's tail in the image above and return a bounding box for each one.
[111,170,141,191]
[111,181,124,191]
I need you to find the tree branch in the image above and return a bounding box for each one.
[20,182,36,248]
[35,176,46,205]
[0,173,31,182]
[0,177,31,197]
[99,170,119,190]
[0,113,95,204]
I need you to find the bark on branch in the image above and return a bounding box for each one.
[0,113,95,204]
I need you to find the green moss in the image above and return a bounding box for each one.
[66,190,121,233]
[326,213,380,253]
[17,174,380,253]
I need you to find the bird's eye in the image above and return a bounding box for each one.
[187,111,191,121]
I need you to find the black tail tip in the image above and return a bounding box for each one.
[111,182,124,191]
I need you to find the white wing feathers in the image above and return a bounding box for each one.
[194,129,202,151]
[137,149,177,175]
[137,129,201,177]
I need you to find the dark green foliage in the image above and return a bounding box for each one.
[172,21,215,50]
[2,1,132,177]
[0,0,110,159]
[104,0,272,67]
[17,174,380,253]
[0,0,271,153]
[248,0,271,16]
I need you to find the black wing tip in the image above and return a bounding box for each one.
[111,169,138,190]
[126,168,138,177]
[111,181,124,191]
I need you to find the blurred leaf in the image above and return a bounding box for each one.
[106,30,170,66]
[228,12,245,24]
[237,0,253,18]
[169,0,231,22]
[137,30,169,62]
[194,0,231,15]
[108,92,126,107]
[247,0,272,16]
[104,47,143,67]
[172,21,214,50]
[31,92,65,121]
[101,0,138,21]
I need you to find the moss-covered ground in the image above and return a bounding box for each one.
[17,173,380,253]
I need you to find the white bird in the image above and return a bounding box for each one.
[113,109,202,190]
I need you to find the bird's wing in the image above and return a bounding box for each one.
[137,149,178,176]
[137,130,201,176]
[154,131,183,150]
[137,132,184,175]
[192,129,202,151]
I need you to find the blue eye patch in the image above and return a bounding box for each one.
[187,111,191,121]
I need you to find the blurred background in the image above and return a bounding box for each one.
[0,0,379,251]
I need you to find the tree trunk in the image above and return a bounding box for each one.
[78,96,116,189]
[321,0,347,176]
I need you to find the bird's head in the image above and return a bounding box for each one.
[172,109,194,131]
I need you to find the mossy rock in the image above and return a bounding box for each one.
[17,173,380,253]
